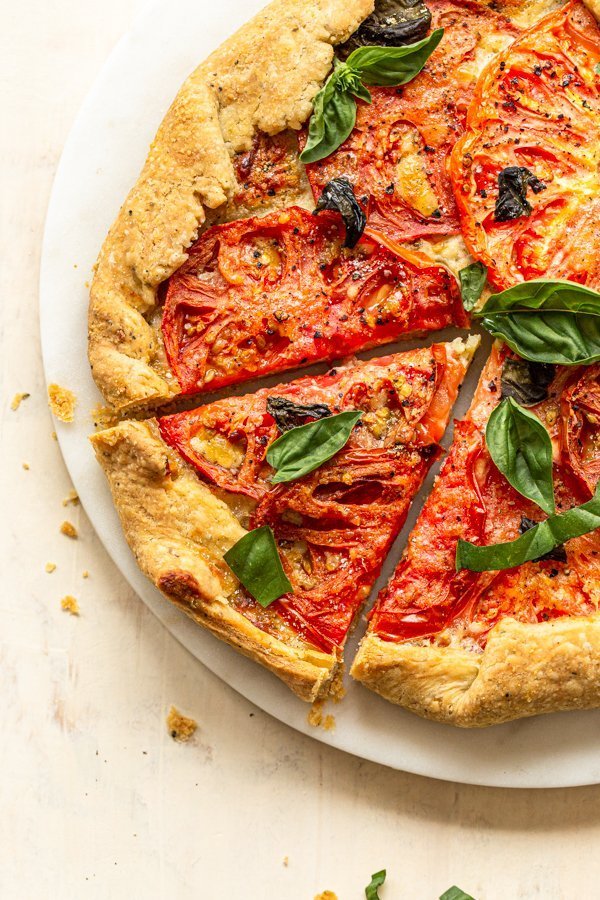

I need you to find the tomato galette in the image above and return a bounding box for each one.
[92,341,475,700]
[88,0,600,725]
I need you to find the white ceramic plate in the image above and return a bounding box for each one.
[40,0,600,788]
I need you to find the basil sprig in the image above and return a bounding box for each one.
[300,29,444,163]
[458,262,487,312]
[267,410,362,483]
[365,870,386,899]
[474,279,600,365]
[224,525,292,607]
[456,482,600,573]
[486,397,555,516]
[439,889,476,900]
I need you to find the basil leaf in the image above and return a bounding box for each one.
[266,396,332,432]
[456,482,600,573]
[494,165,546,222]
[266,410,362,483]
[300,73,358,164]
[474,279,600,365]
[347,28,444,85]
[458,262,487,312]
[486,397,555,516]
[314,176,367,248]
[500,357,555,407]
[365,870,386,899]
[224,526,292,608]
[439,888,476,900]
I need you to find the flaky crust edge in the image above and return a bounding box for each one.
[351,615,600,726]
[90,419,338,701]
[88,0,374,411]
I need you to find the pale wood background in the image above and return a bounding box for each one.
[2,1,600,897]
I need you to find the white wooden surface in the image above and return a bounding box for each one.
[3,2,600,897]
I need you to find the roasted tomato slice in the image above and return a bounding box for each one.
[450,1,600,290]
[159,345,470,652]
[161,206,464,395]
[302,0,519,243]
[560,364,600,498]
[369,347,600,648]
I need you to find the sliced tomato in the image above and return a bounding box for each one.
[449,1,600,290]
[303,0,519,243]
[161,206,464,395]
[560,364,600,498]
[232,131,303,213]
[159,345,470,651]
[369,347,600,647]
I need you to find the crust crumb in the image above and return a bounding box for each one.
[61,595,80,616]
[60,520,78,539]
[283,856,289,867]
[91,404,120,430]
[51,431,57,441]
[48,384,76,422]
[45,562,57,574]
[22,462,30,471]
[82,570,90,579]
[167,706,197,742]
[62,490,79,507]
[314,892,338,900]
[11,392,30,411]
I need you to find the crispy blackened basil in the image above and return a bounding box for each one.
[340,0,432,58]
[494,166,547,222]
[266,396,332,432]
[501,357,556,407]
[313,177,367,248]
[519,516,568,563]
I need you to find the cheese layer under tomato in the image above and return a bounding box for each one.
[159,341,475,653]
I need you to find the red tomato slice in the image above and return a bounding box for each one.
[450,1,600,290]
[303,0,519,243]
[159,346,468,652]
[161,207,465,395]
[369,347,600,647]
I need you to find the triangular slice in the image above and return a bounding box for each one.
[352,345,600,726]
[91,338,476,701]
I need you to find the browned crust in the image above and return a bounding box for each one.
[90,419,338,701]
[351,616,600,726]
[88,0,374,411]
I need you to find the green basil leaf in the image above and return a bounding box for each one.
[224,526,292,607]
[267,410,362,483]
[300,67,358,164]
[365,870,386,899]
[456,482,600,573]
[347,28,444,85]
[486,397,555,515]
[439,888,476,900]
[474,279,600,365]
[458,262,487,312]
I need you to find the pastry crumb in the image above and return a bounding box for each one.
[61,595,80,616]
[45,562,57,574]
[48,383,76,422]
[60,521,78,539]
[51,430,57,441]
[11,392,30,411]
[91,404,120,430]
[82,570,90,579]
[22,462,30,471]
[62,489,79,507]
[308,700,335,731]
[167,706,197,742]
[314,892,338,900]
[283,856,289,867]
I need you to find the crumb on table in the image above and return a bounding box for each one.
[307,701,336,732]
[82,570,89,579]
[22,462,30,471]
[60,520,78,539]
[283,856,289,868]
[314,892,338,900]
[61,595,80,616]
[11,392,30,411]
[45,562,56,574]
[48,383,76,423]
[166,706,197,742]
[62,489,79,507]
